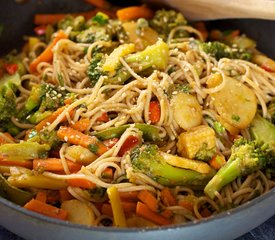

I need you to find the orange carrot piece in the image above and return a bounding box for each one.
[59,189,73,202]
[33,158,82,173]
[116,6,154,21]
[24,199,68,220]
[102,201,136,217]
[0,132,14,144]
[101,167,113,179]
[178,200,194,212]
[136,202,171,226]
[149,100,161,124]
[57,126,108,155]
[209,154,226,170]
[193,22,208,41]
[35,106,67,131]
[0,159,33,168]
[200,208,212,218]
[70,118,90,132]
[84,0,111,9]
[46,190,60,204]
[160,188,176,207]
[161,209,173,219]
[35,191,47,203]
[67,178,96,189]
[29,31,67,73]
[137,190,158,212]
[34,10,97,25]
[119,191,139,202]
[97,112,110,122]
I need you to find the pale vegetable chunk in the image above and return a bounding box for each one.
[177,125,216,161]
[61,199,95,226]
[208,76,257,129]
[161,152,211,174]
[171,92,202,130]
[65,145,97,165]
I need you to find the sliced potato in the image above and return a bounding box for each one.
[161,152,211,174]
[208,76,257,129]
[216,115,240,135]
[65,145,97,165]
[171,92,202,130]
[122,22,158,51]
[61,199,95,226]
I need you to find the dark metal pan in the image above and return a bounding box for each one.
[0,1,274,239]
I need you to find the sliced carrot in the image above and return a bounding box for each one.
[57,126,108,155]
[70,118,90,132]
[119,191,139,202]
[67,178,96,189]
[59,189,73,202]
[209,154,226,170]
[136,202,171,226]
[200,208,212,218]
[97,112,110,122]
[35,191,47,203]
[0,132,14,144]
[102,138,119,148]
[149,100,161,124]
[46,190,60,204]
[161,209,173,219]
[29,31,67,73]
[118,135,140,157]
[116,6,154,21]
[34,10,97,25]
[137,190,158,212]
[101,167,113,179]
[33,158,82,173]
[24,199,68,220]
[102,201,136,217]
[84,0,111,9]
[0,159,33,169]
[193,22,208,41]
[178,200,194,212]
[35,106,68,131]
[160,188,176,207]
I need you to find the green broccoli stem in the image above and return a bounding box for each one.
[130,144,215,189]
[204,159,241,199]
[104,39,169,85]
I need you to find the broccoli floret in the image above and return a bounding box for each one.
[76,26,112,43]
[27,129,62,150]
[130,144,215,188]
[0,73,21,134]
[150,9,188,40]
[90,12,109,26]
[267,99,275,124]
[19,83,72,124]
[87,39,169,85]
[197,41,252,60]
[58,15,85,31]
[204,114,275,199]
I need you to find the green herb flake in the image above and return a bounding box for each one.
[92,12,109,26]
[213,121,225,134]
[88,143,99,154]
[232,114,240,122]
[57,73,64,86]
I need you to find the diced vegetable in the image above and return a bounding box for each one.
[161,151,211,174]
[67,178,96,189]
[107,186,127,227]
[171,92,202,130]
[126,216,156,227]
[207,76,257,129]
[8,174,67,190]
[252,54,275,72]
[149,100,161,124]
[24,199,68,220]
[64,145,97,165]
[160,188,176,206]
[177,125,216,161]
[209,154,226,170]
[0,174,34,206]
[0,142,50,161]
[118,135,140,157]
[137,190,158,212]
[116,6,154,21]
[61,199,95,226]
